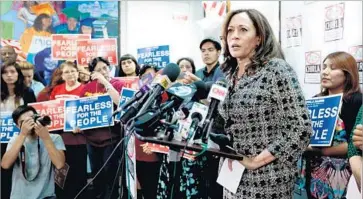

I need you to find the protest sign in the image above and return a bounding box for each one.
[29,100,65,131]
[114,76,139,90]
[137,45,170,70]
[76,38,117,67]
[115,88,137,122]
[306,94,343,146]
[0,112,20,143]
[64,95,114,131]
[51,34,90,60]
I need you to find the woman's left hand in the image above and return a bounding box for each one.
[228,157,260,171]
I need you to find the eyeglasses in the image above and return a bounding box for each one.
[94,65,110,73]
[63,70,78,75]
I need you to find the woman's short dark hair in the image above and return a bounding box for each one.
[1,62,26,102]
[12,105,37,126]
[176,57,196,74]
[221,9,284,77]
[88,57,110,72]
[33,13,52,33]
[139,64,158,77]
[118,54,140,77]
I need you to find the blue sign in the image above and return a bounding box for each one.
[64,95,114,131]
[137,45,170,70]
[1,112,20,143]
[115,88,137,121]
[306,94,342,146]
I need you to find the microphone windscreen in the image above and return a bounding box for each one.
[192,81,210,100]
[162,63,181,82]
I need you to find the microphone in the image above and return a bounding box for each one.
[119,93,149,124]
[112,84,151,117]
[136,63,180,117]
[185,112,203,141]
[133,100,175,136]
[117,63,180,124]
[191,80,214,101]
[201,78,228,143]
[209,132,232,151]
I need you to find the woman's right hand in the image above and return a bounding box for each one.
[141,143,153,155]
[72,127,83,134]
[91,71,108,86]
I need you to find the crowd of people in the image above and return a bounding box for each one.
[0,8,362,199]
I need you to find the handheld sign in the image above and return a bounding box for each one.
[64,95,114,131]
[306,94,343,147]
[29,100,65,131]
[1,112,20,143]
[137,45,170,70]
[115,88,137,121]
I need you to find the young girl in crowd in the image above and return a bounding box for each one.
[1,62,36,199]
[298,51,362,199]
[49,61,87,199]
[118,54,140,77]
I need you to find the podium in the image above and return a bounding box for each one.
[134,133,244,160]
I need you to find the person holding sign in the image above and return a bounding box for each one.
[80,57,125,199]
[298,51,362,199]
[1,62,37,199]
[218,9,312,199]
[349,105,363,190]
[1,105,65,199]
[48,61,87,199]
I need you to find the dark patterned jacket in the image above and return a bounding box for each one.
[219,58,312,199]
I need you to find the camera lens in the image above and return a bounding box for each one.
[32,114,51,126]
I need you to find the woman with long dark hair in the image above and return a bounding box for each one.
[219,9,311,199]
[1,62,36,199]
[298,51,362,199]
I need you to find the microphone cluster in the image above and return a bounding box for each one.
[114,63,234,152]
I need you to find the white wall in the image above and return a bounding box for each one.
[229,1,280,42]
[121,1,206,69]
[281,1,362,98]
